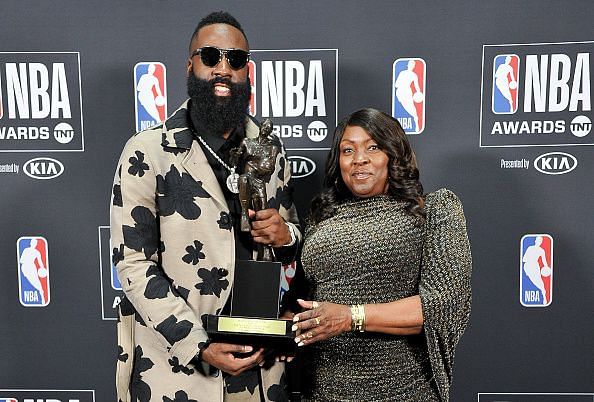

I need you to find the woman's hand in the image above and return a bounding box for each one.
[292,299,351,346]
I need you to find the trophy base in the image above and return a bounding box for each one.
[206,315,296,354]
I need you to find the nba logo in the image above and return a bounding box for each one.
[392,58,426,134]
[492,54,520,114]
[248,60,257,116]
[0,398,18,402]
[109,240,122,290]
[134,62,167,132]
[520,234,553,307]
[17,236,50,307]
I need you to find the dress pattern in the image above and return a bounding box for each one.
[300,189,471,402]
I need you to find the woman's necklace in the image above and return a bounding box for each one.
[195,134,240,194]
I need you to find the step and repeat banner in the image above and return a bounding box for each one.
[1,1,592,401]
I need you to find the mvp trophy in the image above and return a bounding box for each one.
[206,119,295,353]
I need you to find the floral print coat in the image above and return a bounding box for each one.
[110,100,301,402]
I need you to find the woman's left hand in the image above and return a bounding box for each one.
[292,299,351,346]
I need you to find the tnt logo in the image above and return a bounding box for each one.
[520,234,553,307]
[492,54,520,114]
[134,62,166,132]
[392,58,426,134]
[248,60,256,116]
[17,236,50,307]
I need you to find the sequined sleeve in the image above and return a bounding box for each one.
[419,188,472,401]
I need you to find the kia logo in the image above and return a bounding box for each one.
[23,157,65,179]
[534,152,577,175]
[288,155,316,178]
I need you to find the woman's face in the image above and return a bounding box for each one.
[339,125,390,198]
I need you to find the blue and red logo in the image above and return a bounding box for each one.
[0,398,18,402]
[520,234,553,307]
[492,54,520,114]
[248,60,257,116]
[110,240,122,290]
[392,58,426,134]
[17,236,50,307]
[134,62,167,132]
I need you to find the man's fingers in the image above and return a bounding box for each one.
[253,208,277,220]
[221,344,254,354]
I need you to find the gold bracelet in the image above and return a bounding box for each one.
[350,304,365,332]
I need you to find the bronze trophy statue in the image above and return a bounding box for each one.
[206,118,295,353]
[230,118,280,261]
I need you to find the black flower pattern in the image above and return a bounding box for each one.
[168,356,195,376]
[117,345,128,362]
[277,157,285,181]
[128,150,150,177]
[156,165,210,219]
[217,212,232,231]
[155,315,193,345]
[119,296,135,316]
[268,184,294,211]
[112,183,122,207]
[123,206,159,259]
[182,240,205,265]
[144,265,171,300]
[162,132,185,155]
[172,285,190,302]
[130,345,154,402]
[225,370,259,394]
[165,108,188,130]
[195,267,229,297]
[112,244,124,266]
[135,312,147,327]
[162,390,197,402]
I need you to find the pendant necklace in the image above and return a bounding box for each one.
[195,134,239,193]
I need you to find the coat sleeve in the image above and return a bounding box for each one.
[419,188,472,401]
[110,134,209,368]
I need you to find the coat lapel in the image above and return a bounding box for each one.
[181,142,228,209]
[161,100,228,209]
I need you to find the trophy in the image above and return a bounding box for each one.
[206,119,295,353]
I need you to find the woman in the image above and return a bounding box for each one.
[292,108,471,401]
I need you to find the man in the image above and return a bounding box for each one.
[110,11,300,402]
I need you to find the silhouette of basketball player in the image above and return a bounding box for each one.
[494,55,517,112]
[394,60,424,131]
[20,238,47,303]
[522,236,549,304]
[137,63,165,122]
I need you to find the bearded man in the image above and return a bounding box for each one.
[110,11,300,402]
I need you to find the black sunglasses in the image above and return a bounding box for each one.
[191,46,250,70]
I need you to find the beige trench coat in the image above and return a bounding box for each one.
[110,100,301,402]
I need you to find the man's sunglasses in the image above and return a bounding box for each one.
[191,46,250,70]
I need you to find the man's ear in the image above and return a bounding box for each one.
[187,59,193,76]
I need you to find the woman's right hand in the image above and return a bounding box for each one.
[292,299,351,346]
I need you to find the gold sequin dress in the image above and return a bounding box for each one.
[300,189,472,402]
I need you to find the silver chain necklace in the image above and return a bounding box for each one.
[195,134,240,193]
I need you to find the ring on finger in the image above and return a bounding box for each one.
[312,301,319,309]
[314,317,321,326]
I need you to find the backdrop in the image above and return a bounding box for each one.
[1,1,593,401]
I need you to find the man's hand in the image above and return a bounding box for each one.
[200,342,265,376]
[249,209,292,247]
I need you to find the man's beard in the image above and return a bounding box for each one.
[187,74,251,136]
